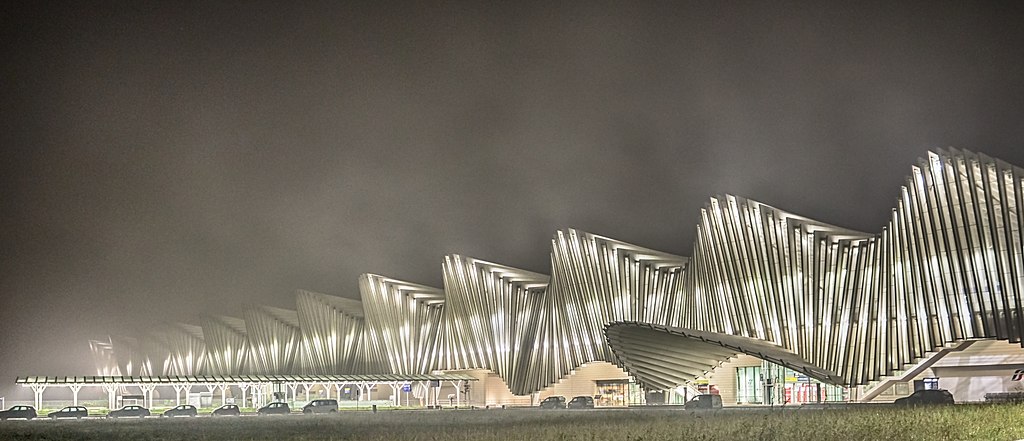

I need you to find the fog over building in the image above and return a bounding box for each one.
[86,149,1024,405]
[6,1,1024,405]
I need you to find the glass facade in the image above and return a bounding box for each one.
[736,361,847,405]
[736,366,763,404]
[595,380,629,407]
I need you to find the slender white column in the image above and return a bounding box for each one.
[69,385,82,406]
[238,383,249,409]
[102,384,118,410]
[139,385,156,409]
[30,385,46,410]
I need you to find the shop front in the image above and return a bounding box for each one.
[736,361,846,405]
[594,380,647,406]
[595,380,628,407]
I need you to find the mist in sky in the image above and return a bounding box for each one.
[2,1,1024,399]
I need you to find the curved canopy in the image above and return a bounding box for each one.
[604,321,843,391]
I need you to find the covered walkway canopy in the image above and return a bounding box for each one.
[16,373,477,410]
[604,321,845,391]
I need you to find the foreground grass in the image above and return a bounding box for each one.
[2,404,1024,441]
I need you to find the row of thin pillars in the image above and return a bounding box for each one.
[23,381,467,410]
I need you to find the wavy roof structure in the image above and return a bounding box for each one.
[609,148,1024,389]
[90,149,1024,395]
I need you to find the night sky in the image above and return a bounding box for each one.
[3,1,1024,400]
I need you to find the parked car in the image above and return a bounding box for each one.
[894,389,955,406]
[0,405,36,420]
[684,394,723,410]
[107,405,150,418]
[47,406,88,419]
[539,395,566,409]
[211,404,241,417]
[302,399,338,414]
[257,402,291,415]
[162,404,198,417]
[567,396,595,409]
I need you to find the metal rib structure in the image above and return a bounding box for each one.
[155,323,208,376]
[244,305,302,374]
[199,315,249,375]
[296,289,369,374]
[88,149,1024,398]
[88,338,119,376]
[359,274,445,375]
[608,148,1024,390]
[439,255,549,393]
[524,230,688,393]
[109,335,157,376]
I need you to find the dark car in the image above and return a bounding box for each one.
[894,389,955,406]
[539,395,566,409]
[302,399,338,414]
[684,394,723,410]
[0,405,36,420]
[162,404,198,417]
[567,396,595,409]
[107,405,150,418]
[211,404,241,417]
[48,406,88,419]
[257,402,291,415]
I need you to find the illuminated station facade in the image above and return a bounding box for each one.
[50,149,1024,407]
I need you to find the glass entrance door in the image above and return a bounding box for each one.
[736,366,763,404]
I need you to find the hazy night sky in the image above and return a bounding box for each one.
[2,1,1024,399]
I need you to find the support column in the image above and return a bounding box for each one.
[355,382,362,409]
[452,380,463,408]
[252,385,261,408]
[363,383,376,406]
[172,384,188,406]
[220,384,227,406]
[238,383,249,409]
[206,384,218,408]
[288,383,298,405]
[103,384,118,410]
[334,384,344,403]
[303,383,313,403]
[69,385,83,407]
[388,383,400,406]
[139,385,156,409]
[30,385,46,410]
[321,383,332,401]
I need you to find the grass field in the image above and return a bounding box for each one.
[2,405,1024,441]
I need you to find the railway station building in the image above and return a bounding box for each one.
[60,149,1024,408]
